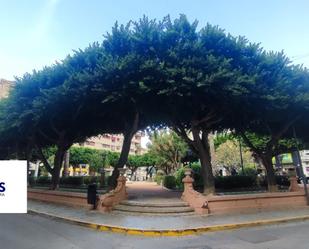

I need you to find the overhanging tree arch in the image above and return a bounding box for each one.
[0,15,308,193]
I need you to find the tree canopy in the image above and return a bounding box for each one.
[0,15,309,192]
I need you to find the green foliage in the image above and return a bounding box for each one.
[214,132,234,149]
[148,130,188,174]
[106,151,120,168]
[176,164,257,190]
[29,176,37,186]
[242,167,258,176]
[69,147,118,172]
[154,175,164,185]
[175,162,203,189]
[214,139,254,171]
[36,176,52,185]
[215,175,257,189]
[162,175,176,189]
[83,176,101,185]
[60,176,84,186]
[259,175,291,188]
[0,15,309,191]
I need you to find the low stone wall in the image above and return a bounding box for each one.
[28,188,92,209]
[181,169,308,215]
[97,173,128,212]
[207,191,307,214]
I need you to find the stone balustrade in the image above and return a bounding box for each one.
[97,168,128,212]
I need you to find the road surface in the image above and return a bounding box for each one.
[0,213,308,249]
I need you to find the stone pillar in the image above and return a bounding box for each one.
[289,176,301,192]
[182,168,194,193]
[181,168,209,214]
[116,168,127,197]
[98,167,128,212]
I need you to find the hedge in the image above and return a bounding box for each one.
[36,176,52,185]
[175,163,204,190]
[175,165,292,191]
[215,175,256,189]
[163,175,176,189]
[32,176,108,188]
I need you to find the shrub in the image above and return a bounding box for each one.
[175,167,185,189]
[60,176,83,186]
[175,163,203,190]
[154,175,164,185]
[36,176,51,185]
[242,167,258,176]
[215,175,257,189]
[29,176,36,186]
[260,175,290,188]
[163,175,176,189]
[83,176,100,185]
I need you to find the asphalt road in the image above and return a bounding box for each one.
[0,214,308,249]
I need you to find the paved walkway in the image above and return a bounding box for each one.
[28,200,309,230]
[126,181,182,203]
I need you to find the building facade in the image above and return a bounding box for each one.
[75,133,144,155]
[0,79,14,99]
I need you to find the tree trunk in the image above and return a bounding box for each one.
[192,127,215,195]
[261,155,278,192]
[109,112,139,189]
[26,142,34,187]
[26,150,32,187]
[62,149,70,177]
[50,148,66,190]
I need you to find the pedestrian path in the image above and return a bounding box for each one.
[126,181,182,203]
[28,199,309,230]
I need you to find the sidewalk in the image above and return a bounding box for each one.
[28,200,309,232]
[126,181,182,202]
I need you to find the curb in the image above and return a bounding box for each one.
[28,209,309,237]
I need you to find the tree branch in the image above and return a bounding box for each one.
[172,125,198,155]
[37,129,57,143]
[35,143,53,174]
[273,115,301,141]
[239,131,261,155]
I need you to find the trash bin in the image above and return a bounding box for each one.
[87,184,97,208]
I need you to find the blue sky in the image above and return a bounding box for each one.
[1,0,309,80]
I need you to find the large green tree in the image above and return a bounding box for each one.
[1,15,308,194]
[230,62,309,191]
[148,130,188,175]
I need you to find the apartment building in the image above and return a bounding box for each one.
[76,132,144,155]
[0,79,14,99]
